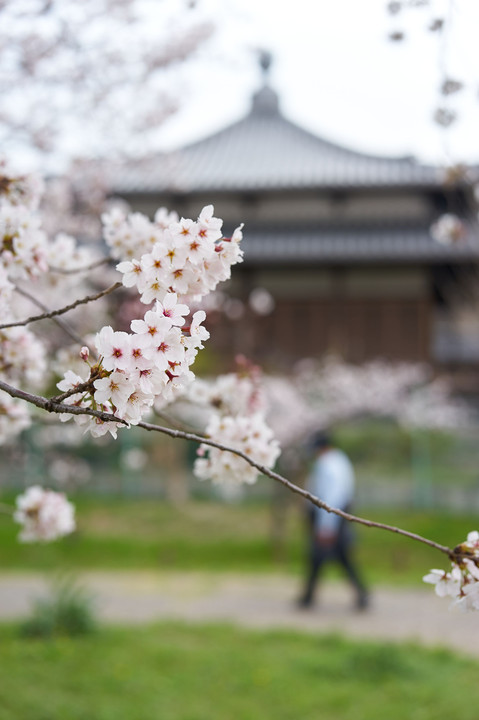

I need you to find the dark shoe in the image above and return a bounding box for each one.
[296,595,314,610]
[355,593,370,611]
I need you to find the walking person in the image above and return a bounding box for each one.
[298,430,369,610]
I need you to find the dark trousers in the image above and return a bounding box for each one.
[301,511,368,605]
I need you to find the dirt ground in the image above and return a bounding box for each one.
[0,570,477,658]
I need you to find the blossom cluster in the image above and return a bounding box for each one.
[0,325,47,387]
[0,163,48,292]
[13,485,76,542]
[106,204,243,302]
[0,163,95,290]
[195,412,281,486]
[0,393,31,443]
[184,362,280,486]
[0,164,103,444]
[272,357,470,446]
[187,359,265,418]
[54,202,245,438]
[423,532,479,611]
[0,163,99,290]
[57,293,210,437]
[430,213,466,246]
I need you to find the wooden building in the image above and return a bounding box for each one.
[111,63,479,371]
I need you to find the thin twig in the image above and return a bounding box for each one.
[48,257,111,275]
[49,378,97,404]
[13,286,88,348]
[153,407,201,433]
[0,378,459,562]
[14,288,101,362]
[0,282,122,330]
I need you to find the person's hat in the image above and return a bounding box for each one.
[309,430,333,451]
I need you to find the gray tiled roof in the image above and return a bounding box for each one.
[239,223,479,264]
[113,86,440,194]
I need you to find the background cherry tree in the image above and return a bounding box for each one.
[0,0,214,167]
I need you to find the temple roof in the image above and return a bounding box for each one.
[239,222,479,265]
[113,84,440,195]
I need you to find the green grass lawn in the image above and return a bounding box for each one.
[0,496,476,585]
[0,622,478,720]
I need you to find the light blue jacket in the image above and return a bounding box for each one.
[308,448,355,533]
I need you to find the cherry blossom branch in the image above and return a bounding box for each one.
[138,420,456,560]
[0,378,459,561]
[0,282,122,330]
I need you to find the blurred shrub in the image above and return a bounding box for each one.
[335,419,455,468]
[20,574,96,638]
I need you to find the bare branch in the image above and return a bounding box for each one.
[13,286,88,348]
[0,378,129,423]
[0,378,458,561]
[152,407,201,433]
[48,257,111,275]
[0,282,122,330]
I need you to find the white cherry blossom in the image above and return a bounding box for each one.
[14,486,75,542]
[93,371,135,410]
[423,531,479,611]
[423,566,463,598]
[116,259,145,288]
[95,327,132,372]
[156,293,189,327]
[130,307,171,339]
[197,204,223,242]
[431,213,466,245]
[154,207,179,229]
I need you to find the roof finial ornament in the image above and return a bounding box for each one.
[252,49,278,115]
[259,49,272,79]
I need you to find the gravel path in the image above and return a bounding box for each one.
[1,571,477,658]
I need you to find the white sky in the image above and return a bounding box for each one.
[156,0,479,166]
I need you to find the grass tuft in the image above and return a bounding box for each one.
[20,574,96,639]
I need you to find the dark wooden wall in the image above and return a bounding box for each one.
[208,295,431,369]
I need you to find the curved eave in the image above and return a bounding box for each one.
[110,101,440,195]
[238,224,479,266]
[113,176,442,196]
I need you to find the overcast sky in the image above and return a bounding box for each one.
[156,0,479,166]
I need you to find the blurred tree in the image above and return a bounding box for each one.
[0,0,214,169]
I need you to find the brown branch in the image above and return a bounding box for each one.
[49,378,96,404]
[136,420,455,559]
[1,282,122,330]
[0,378,459,562]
